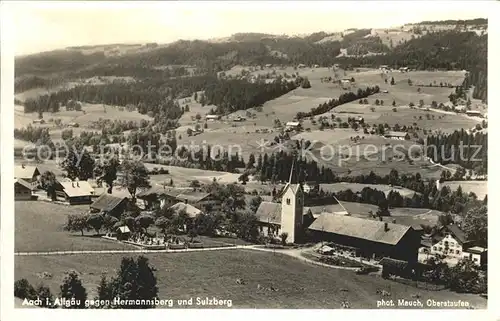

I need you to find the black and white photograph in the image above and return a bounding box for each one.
[1,0,496,316]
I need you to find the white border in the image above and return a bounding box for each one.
[1,1,499,320]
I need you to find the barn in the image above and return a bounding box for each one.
[308,214,421,263]
[55,179,95,205]
[90,193,129,218]
[15,178,36,201]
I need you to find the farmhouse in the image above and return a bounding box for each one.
[297,64,306,68]
[14,164,40,183]
[428,224,486,266]
[205,114,221,121]
[90,194,128,218]
[384,131,410,140]
[32,119,45,124]
[399,67,409,72]
[308,214,421,263]
[137,186,219,211]
[465,110,483,117]
[285,121,301,131]
[14,178,36,201]
[169,202,203,219]
[55,179,95,205]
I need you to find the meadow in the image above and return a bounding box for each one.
[15,250,487,309]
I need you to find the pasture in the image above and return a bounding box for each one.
[15,201,136,253]
[144,163,241,186]
[15,250,487,308]
[441,180,488,200]
[319,183,418,197]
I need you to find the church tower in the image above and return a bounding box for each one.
[280,161,304,243]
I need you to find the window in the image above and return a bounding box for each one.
[450,242,454,247]
[438,247,442,251]
[456,250,460,254]
[286,198,291,205]
[474,258,478,262]
[433,246,437,250]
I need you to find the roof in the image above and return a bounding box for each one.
[176,191,211,203]
[137,185,187,198]
[286,121,300,126]
[91,194,127,212]
[59,180,95,197]
[465,246,486,254]
[255,201,310,225]
[14,178,36,191]
[308,213,412,245]
[14,165,39,180]
[169,202,202,218]
[445,224,468,244]
[385,131,408,137]
[117,226,130,233]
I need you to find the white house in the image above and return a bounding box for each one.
[462,246,487,267]
[285,121,301,131]
[205,114,221,121]
[465,110,483,117]
[429,224,477,261]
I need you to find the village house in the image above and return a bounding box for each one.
[384,131,410,140]
[429,224,487,267]
[15,164,40,183]
[137,186,219,211]
[308,214,421,263]
[285,121,301,131]
[14,178,36,201]
[399,67,409,73]
[90,194,129,218]
[205,114,221,121]
[32,119,45,124]
[55,179,95,205]
[465,110,483,117]
[297,63,306,69]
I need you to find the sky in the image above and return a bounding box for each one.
[5,1,492,56]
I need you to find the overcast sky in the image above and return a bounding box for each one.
[6,1,491,56]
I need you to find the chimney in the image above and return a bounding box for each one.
[384,222,389,232]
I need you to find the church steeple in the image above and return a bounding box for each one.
[288,159,295,184]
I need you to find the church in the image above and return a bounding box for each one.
[254,162,421,263]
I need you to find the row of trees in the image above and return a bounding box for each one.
[203,78,298,114]
[296,86,380,119]
[15,256,158,309]
[426,130,487,175]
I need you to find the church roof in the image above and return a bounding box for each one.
[255,201,310,225]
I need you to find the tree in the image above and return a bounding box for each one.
[187,228,198,242]
[238,172,250,185]
[301,77,311,89]
[96,275,113,306]
[135,214,155,233]
[155,216,169,234]
[186,128,193,136]
[462,205,487,247]
[279,232,288,245]
[36,284,55,308]
[95,157,120,194]
[249,195,262,213]
[120,160,150,202]
[390,77,395,85]
[392,100,396,107]
[60,270,87,309]
[103,215,119,231]
[195,113,202,121]
[445,258,480,293]
[87,214,105,235]
[64,214,89,236]
[62,149,95,180]
[40,170,57,201]
[108,256,158,309]
[419,99,425,108]
[14,279,37,300]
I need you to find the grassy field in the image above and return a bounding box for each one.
[319,183,419,197]
[15,250,487,308]
[15,201,136,252]
[441,180,488,200]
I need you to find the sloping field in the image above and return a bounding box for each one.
[320,183,418,197]
[144,164,241,186]
[15,250,486,308]
[15,201,135,253]
[441,181,488,200]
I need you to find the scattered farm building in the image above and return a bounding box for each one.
[297,64,306,68]
[465,110,483,117]
[205,114,221,121]
[116,226,131,240]
[137,186,219,211]
[428,224,487,267]
[308,214,421,263]
[14,164,40,183]
[169,202,203,219]
[285,121,301,131]
[55,179,95,205]
[90,194,129,218]
[14,178,36,201]
[384,131,410,140]
[399,67,409,72]
[32,119,45,124]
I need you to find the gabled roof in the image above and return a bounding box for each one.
[308,213,412,245]
[385,131,408,137]
[59,180,95,197]
[176,191,211,203]
[117,226,130,233]
[169,202,202,218]
[14,178,36,191]
[464,246,486,254]
[14,165,39,180]
[255,201,310,225]
[91,194,127,212]
[445,224,468,244]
